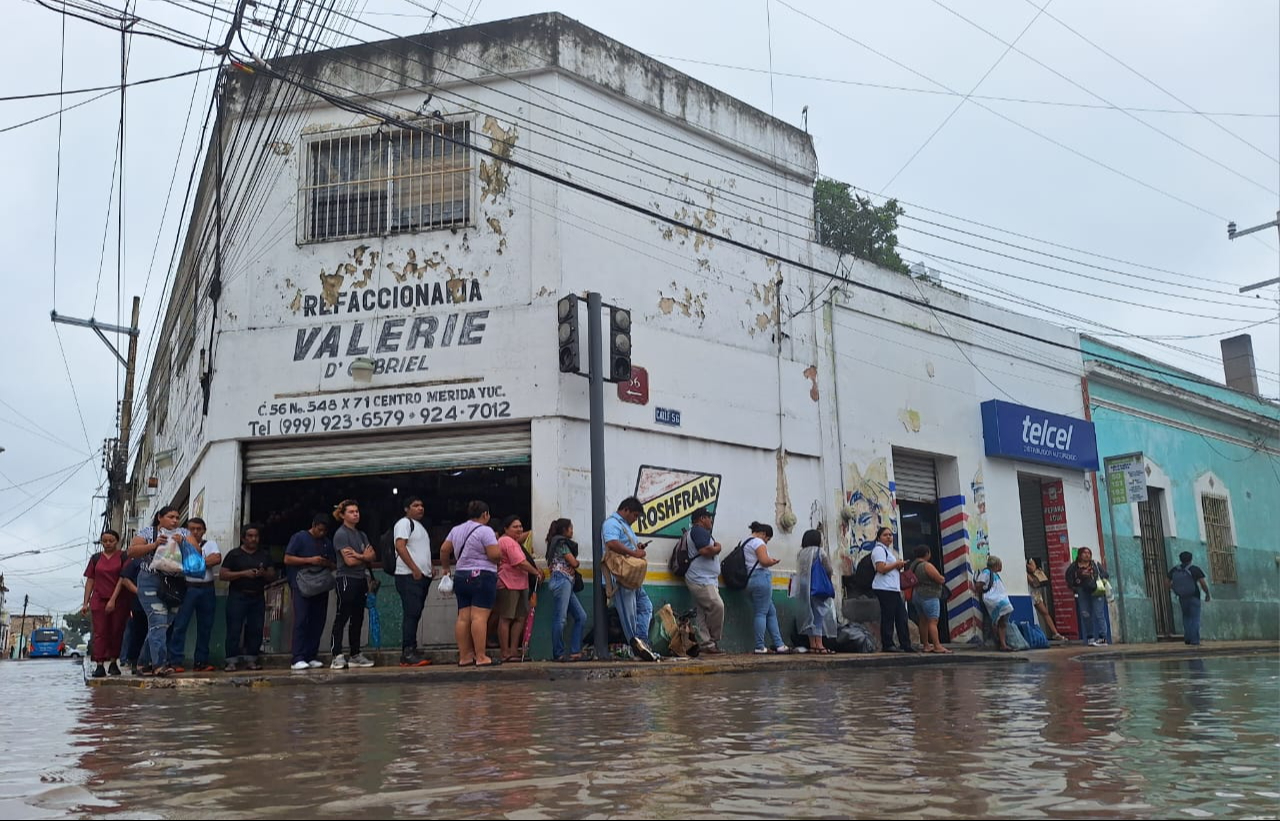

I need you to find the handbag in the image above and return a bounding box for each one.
[604,551,648,590]
[572,570,585,593]
[810,557,835,599]
[296,566,335,598]
[157,573,186,608]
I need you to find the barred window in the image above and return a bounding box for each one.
[300,121,471,243]
[1200,493,1236,583]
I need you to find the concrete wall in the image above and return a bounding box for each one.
[1085,339,1280,643]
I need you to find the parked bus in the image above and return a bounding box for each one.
[27,628,66,658]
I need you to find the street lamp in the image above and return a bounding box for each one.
[0,549,42,562]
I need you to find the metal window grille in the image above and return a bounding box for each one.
[300,121,471,243]
[1201,493,1237,583]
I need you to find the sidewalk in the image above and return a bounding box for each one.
[83,640,1276,689]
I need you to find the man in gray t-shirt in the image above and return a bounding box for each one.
[684,508,725,654]
[330,501,376,669]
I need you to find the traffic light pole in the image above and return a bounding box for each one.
[587,292,609,660]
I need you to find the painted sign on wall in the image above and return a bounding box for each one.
[1041,479,1078,639]
[981,400,1099,471]
[633,465,721,538]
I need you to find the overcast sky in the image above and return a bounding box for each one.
[2,0,1277,616]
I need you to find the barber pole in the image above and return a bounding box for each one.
[939,495,981,643]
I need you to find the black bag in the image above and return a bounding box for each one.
[667,529,698,578]
[572,570,585,593]
[157,574,186,609]
[833,622,876,654]
[379,519,415,575]
[852,553,877,592]
[721,539,755,590]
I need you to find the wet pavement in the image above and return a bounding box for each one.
[2,648,1277,819]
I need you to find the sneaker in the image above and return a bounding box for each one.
[774,646,791,654]
[1092,639,1107,647]
[307,660,323,668]
[753,648,770,654]
[629,637,659,662]
[194,663,216,673]
[348,653,375,668]
[247,659,263,671]
[107,661,121,676]
[171,666,186,674]
[399,652,430,667]
[224,662,239,673]
[92,663,107,678]
[331,654,348,669]
[290,661,310,672]
[703,646,725,656]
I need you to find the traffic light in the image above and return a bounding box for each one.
[609,307,632,383]
[557,295,580,374]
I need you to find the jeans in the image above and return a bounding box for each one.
[686,581,725,646]
[613,584,653,644]
[331,576,368,656]
[169,583,216,665]
[136,569,176,668]
[225,591,266,661]
[875,589,912,651]
[290,582,330,663]
[549,573,586,659]
[1078,593,1108,642]
[395,574,431,653]
[747,571,782,650]
[1180,596,1202,645]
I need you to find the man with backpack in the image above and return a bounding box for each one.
[682,508,725,655]
[388,496,433,667]
[1167,551,1210,646]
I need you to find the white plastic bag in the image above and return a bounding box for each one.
[151,535,184,575]
[437,574,454,595]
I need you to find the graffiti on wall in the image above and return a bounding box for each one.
[968,467,990,570]
[841,458,897,550]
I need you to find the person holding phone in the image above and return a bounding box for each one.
[602,497,654,657]
[220,523,276,672]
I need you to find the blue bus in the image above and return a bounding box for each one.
[28,628,65,658]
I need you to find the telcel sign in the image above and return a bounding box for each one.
[980,400,1099,471]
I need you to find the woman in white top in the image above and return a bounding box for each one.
[743,522,788,654]
[871,526,915,653]
[977,555,1014,651]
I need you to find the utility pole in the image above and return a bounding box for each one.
[51,296,141,532]
[18,594,28,660]
[1227,210,1280,293]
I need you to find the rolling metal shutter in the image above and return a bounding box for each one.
[892,450,937,502]
[244,424,531,483]
[1018,475,1048,562]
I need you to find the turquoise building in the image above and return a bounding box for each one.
[1083,336,1280,643]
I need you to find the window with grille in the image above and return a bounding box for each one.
[300,121,472,243]
[1200,493,1236,583]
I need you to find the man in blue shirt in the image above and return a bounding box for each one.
[683,507,725,655]
[284,514,336,671]
[602,497,653,655]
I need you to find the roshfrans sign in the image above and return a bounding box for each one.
[980,400,1099,471]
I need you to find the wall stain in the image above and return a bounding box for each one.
[319,270,345,308]
[657,283,708,322]
[898,408,922,433]
[804,365,819,402]
[479,116,517,202]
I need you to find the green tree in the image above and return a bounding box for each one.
[813,178,908,274]
[63,610,91,644]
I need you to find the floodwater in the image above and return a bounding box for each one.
[1,654,1277,819]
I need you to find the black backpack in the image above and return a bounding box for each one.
[720,539,755,590]
[667,529,698,578]
[852,553,877,592]
[379,519,415,574]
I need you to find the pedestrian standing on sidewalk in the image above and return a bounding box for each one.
[169,517,222,673]
[285,514,336,671]
[495,516,538,663]
[220,523,275,672]
[392,496,433,667]
[911,545,951,654]
[1026,558,1066,641]
[127,506,189,677]
[108,557,146,675]
[331,500,376,669]
[871,526,915,653]
[441,500,503,668]
[743,522,788,655]
[684,508,726,655]
[81,530,129,677]
[602,497,656,658]
[545,518,586,662]
[1066,547,1109,646]
[793,529,837,654]
[977,555,1015,652]
[1168,551,1210,646]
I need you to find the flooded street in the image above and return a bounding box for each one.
[2,654,1276,819]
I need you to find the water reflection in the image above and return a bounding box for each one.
[2,655,1277,819]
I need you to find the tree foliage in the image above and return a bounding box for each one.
[814,178,908,274]
[63,610,91,643]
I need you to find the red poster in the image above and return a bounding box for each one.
[1041,479,1078,639]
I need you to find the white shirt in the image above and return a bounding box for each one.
[393,517,432,575]
[742,537,767,575]
[871,544,901,592]
[186,539,221,584]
